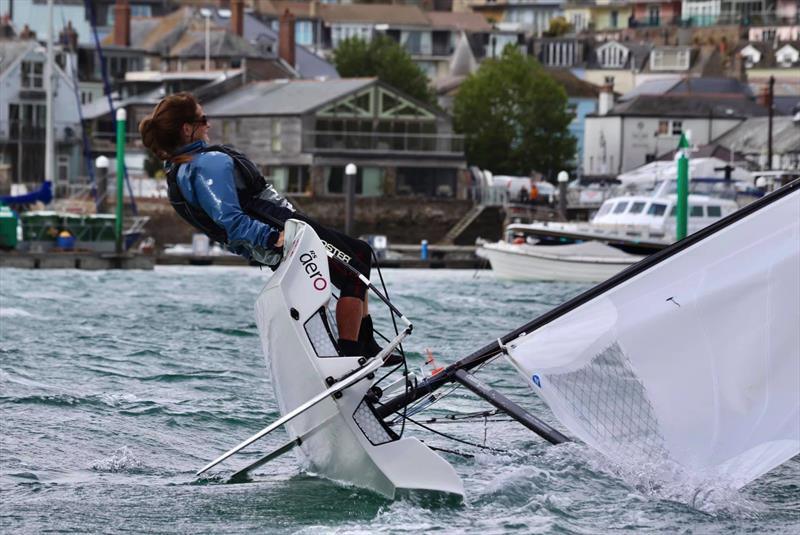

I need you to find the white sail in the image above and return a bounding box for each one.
[506,185,800,488]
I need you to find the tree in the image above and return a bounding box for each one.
[333,35,435,105]
[544,16,573,38]
[453,46,576,179]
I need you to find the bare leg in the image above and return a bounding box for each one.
[336,296,363,341]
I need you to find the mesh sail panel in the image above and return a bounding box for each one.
[353,399,396,446]
[545,342,666,458]
[304,308,339,358]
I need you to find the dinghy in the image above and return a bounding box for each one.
[198,180,799,497]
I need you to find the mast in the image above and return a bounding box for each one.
[44,0,55,196]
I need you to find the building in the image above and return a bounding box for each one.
[583,40,652,92]
[564,0,634,33]
[546,68,601,177]
[202,78,468,199]
[714,115,800,170]
[463,0,565,37]
[630,0,682,27]
[252,1,524,81]
[583,77,766,175]
[0,39,83,195]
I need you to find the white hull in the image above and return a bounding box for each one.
[479,241,643,283]
[254,220,463,499]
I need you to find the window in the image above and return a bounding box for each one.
[707,205,722,217]
[629,201,646,214]
[650,48,691,71]
[610,11,618,29]
[21,61,44,89]
[690,205,704,217]
[271,120,282,152]
[296,20,313,46]
[613,201,629,214]
[596,201,613,216]
[658,120,682,137]
[647,203,667,216]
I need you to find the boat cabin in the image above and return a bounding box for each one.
[592,194,738,239]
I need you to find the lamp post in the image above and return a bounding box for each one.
[95,155,109,213]
[115,108,126,254]
[344,163,357,236]
[557,170,569,221]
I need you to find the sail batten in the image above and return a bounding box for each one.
[507,183,800,488]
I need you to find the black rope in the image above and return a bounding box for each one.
[425,444,475,459]
[395,412,509,454]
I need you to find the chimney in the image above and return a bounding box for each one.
[114,0,131,47]
[20,24,36,40]
[59,21,79,51]
[598,76,615,116]
[279,9,296,69]
[231,0,244,37]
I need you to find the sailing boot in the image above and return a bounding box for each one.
[359,315,404,367]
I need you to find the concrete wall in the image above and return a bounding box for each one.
[138,196,478,247]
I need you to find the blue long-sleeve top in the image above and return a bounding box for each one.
[169,140,281,262]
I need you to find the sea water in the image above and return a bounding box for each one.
[1,267,798,534]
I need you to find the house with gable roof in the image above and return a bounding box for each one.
[0,38,83,194]
[202,77,468,199]
[583,39,652,92]
[583,76,767,176]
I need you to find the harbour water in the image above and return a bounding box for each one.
[1,267,798,533]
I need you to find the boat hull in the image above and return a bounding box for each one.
[479,241,643,283]
[254,220,464,499]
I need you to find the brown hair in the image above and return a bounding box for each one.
[138,92,200,161]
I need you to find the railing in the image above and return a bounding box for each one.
[681,12,800,27]
[304,131,465,156]
[0,121,80,143]
[628,16,682,28]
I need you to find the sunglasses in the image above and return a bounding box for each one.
[193,115,208,125]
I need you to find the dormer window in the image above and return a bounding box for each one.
[739,44,761,68]
[20,60,44,89]
[597,42,629,68]
[543,41,578,67]
[650,48,691,71]
[775,45,799,67]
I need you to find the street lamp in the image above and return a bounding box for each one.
[344,163,357,236]
[557,170,569,220]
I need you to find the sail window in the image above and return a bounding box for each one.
[690,205,704,217]
[647,203,667,216]
[629,201,646,214]
[707,205,722,217]
[613,201,629,214]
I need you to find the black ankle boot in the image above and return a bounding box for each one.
[359,316,382,358]
[359,316,404,367]
[337,338,362,357]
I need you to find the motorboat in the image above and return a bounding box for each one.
[477,240,644,283]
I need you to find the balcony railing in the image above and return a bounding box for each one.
[0,121,80,143]
[305,131,465,156]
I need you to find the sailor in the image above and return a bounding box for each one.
[139,92,397,362]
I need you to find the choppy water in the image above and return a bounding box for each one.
[1,266,798,534]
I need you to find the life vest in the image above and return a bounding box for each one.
[166,144,279,245]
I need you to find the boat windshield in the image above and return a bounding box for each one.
[629,201,646,214]
[647,203,667,216]
[613,201,629,214]
[596,202,614,217]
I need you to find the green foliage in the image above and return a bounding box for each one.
[333,35,435,105]
[544,16,573,38]
[143,149,164,179]
[453,46,576,178]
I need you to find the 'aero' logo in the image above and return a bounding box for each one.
[299,251,328,291]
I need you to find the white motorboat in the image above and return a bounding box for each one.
[508,180,741,254]
[478,241,644,283]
